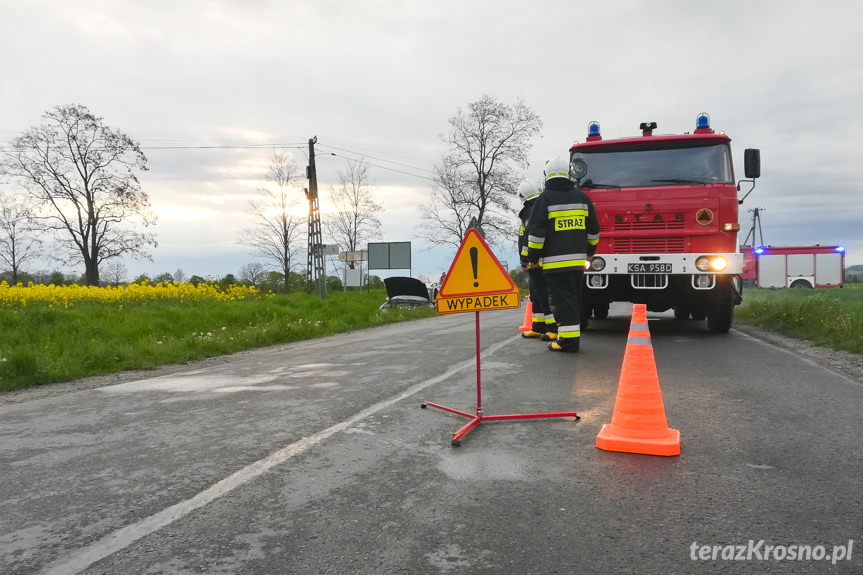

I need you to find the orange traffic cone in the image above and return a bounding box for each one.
[518,299,534,332]
[596,303,680,456]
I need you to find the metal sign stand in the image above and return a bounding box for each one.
[421,311,580,446]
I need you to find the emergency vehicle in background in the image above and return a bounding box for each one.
[740,245,845,289]
[570,114,760,333]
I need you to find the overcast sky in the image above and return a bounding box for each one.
[2,0,862,282]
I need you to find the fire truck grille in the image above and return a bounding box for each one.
[610,221,686,231]
[612,237,686,253]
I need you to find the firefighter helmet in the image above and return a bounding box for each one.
[544,156,570,181]
[518,180,541,203]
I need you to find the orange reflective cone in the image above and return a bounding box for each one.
[596,304,680,456]
[518,299,533,332]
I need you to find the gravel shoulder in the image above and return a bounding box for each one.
[3,321,862,406]
[732,321,863,384]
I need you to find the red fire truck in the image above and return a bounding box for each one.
[740,245,845,289]
[570,113,760,333]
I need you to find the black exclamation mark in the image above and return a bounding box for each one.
[470,247,479,287]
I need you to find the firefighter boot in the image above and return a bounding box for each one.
[521,318,547,339]
[540,319,558,341]
[548,338,579,353]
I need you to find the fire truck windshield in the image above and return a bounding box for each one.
[573,142,733,189]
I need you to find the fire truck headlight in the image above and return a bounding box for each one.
[590,257,606,272]
[695,256,711,272]
[710,257,728,271]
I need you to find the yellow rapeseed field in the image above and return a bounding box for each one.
[0,281,259,307]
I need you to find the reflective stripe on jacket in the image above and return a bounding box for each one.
[526,177,600,273]
[517,198,537,267]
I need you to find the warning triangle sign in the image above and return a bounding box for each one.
[438,229,517,298]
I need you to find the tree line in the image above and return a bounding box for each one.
[1,97,543,288]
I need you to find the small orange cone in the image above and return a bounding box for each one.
[596,304,680,456]
[518,299,534,332]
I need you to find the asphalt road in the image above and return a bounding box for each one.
[1,303,861,574]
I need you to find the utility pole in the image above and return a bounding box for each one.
[742,207,766,247]
[306,136,326,298]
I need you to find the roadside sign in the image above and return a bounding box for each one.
[436,287,521,314]
[339,250,367,262]
[436,229,520,314]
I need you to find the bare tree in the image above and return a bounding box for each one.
[0,190,43,284]
[238,151,305,292]
[173,268,186,283]
[103,261,128,286]
[1,104,157,286]
[421,160,476,249]
[323,158,383,267]
[419,95,542,247]
[239,262,266,287]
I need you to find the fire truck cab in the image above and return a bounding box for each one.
[571,114,760,333]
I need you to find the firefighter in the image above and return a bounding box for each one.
[526,156,600,352]
[517,179,554,338]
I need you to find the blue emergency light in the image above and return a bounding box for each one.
[754,247,765,255]
[835,246,845,252]
[696,113,710,129]
[588,122,600,136]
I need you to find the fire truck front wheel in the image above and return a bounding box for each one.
[690,305,707,321]
[593,302,610,320]
[707,294,734,333]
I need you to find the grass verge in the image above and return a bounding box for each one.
[736,284,863,355]
[0,289,436,392]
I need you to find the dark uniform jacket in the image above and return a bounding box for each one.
[526,177,600,272]
[517,198,537,268]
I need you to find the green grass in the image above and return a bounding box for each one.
[5,284,861,393]
[736,284,863,354]
[0,290,437,392]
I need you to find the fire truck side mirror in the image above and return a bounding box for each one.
[744,149,761,179]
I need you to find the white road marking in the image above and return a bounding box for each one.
[733,329,863,388]
[42,335,520,575]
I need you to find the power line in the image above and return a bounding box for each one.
[316,143,436,174]
[316,142,436,182]
[0,135,438,182]
[141,144,308,150]
[327,154,435,182]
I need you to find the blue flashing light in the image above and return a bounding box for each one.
[835,246,845,252]
[588,121,600,136]
[696,113,710,129]
[754,247,765,255]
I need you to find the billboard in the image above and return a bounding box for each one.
[368,242,411,270]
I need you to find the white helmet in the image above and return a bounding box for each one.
[517,180,541,203]
[544,156,570,181]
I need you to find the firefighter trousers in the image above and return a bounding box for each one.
[527,268,553,333]
[545,269,584,345]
